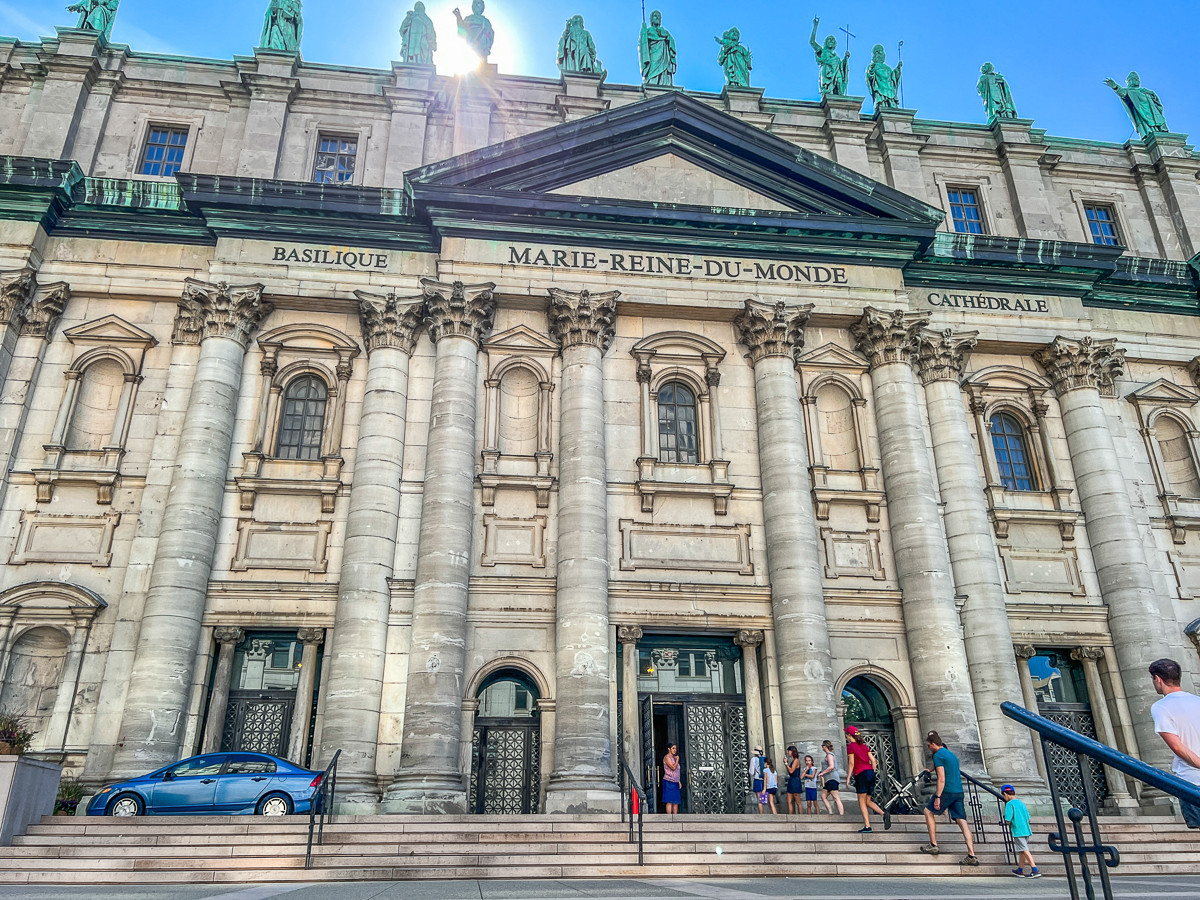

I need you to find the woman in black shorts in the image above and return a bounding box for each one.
[818,739,844,815]
[785,746,803,814]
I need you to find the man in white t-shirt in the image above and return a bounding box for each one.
[1150,658,1200,828]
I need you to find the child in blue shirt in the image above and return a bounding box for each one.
[1002,784,1040,878]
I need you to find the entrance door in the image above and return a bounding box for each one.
[842,676,901,803]
[468,671,541,814]
[219,635,304,757]
[1026,651,1109,809]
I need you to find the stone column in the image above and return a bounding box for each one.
[851,308,983,769]
[111,280,270,776]
[915,328,1043,789]
[1072,647,1136,810]
[1013,645,1049,783]
[735,630,767,763]
[1034,336,1175,771]
[319,291,423,808]
[733,300,837,752]
[201,626,245,754]
[618,625,642,778]
[544,287,622,813]
[384,279,496,814]
[287,628,325,767]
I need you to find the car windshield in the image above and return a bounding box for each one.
[168,756,223,777]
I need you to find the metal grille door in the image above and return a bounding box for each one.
[854,724,899,802]
[470,723,540,814]
[221,691,293,757]
[682,701,749,814]
[1040,704,1109,810]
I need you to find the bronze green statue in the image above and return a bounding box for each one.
[260,0,303,53]
[558,15,602,75]
[715,27,751,88]
[809,17,849,96]
[977,63,1017,120]
[639,10,677,87]
[1105,71,1169,139]
[66,0,118,40]
[454,0,494,62]
[865,43,901,109]
[400,1,436,65]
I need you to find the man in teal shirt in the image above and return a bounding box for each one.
[919,730,979,865]
[1002,784,1040,877]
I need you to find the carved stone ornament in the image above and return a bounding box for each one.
[296,626,325,645]
[20,282,70,338]
[421,278,496,346]
[1070,646,1104,663]
[734,629,764,648]
[617,624,644,645]
[733,298,813,365]
[355,289,424,354]
[213,625,246,646]
[1013,644,1037,660]
[914,327,979,384]
[246,638,274,660]
[0,268,34,328]
[1186,356,1200,392]
[850,307,931,371]
[1033,336,1125,397]
[547,287,619,353]
[172,279,271,347]
[649,647,678,670]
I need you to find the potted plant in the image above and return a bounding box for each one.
[54,778,84,816]
[0,713,34,756]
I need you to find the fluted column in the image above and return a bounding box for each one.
[1034,336,1174,771]
[112,280,270,775]
[384,280,496,813]
[288,628,325,767]
[914,328,1042,789]
[851,308,983,769]
[200,626,246,754]
[618,625,643,783]
[544,287,622,812]
[733,299,837,753]
[319,291,423,808]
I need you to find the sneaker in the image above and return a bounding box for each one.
[858,826,873,833]
[963,855,980,867]
[883,809,893,830]
[1011,868,1027,878]
[919,843,940,854]
[1028,869,1042,878]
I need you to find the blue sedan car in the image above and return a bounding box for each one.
[86,752,323,817]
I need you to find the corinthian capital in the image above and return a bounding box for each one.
[850,307,930,371]
[733,298,813,365]
[173,279,270,347]
[0,268,34,328]
[355,290,424,354]
[421,278,496,346]
[19,282,70,338]
[547,287,619,353]
[914,327,979,384]
[1033,336,1124,397]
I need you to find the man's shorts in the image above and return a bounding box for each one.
[926,791,967,820]
[1012,834,1030,853]
[1183,799,1200,829]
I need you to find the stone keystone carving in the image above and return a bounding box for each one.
[297,627,325,645]
[547,287,619,353]
[850,307,931,371]
[20,282,70,338]
[1070,647,1104,662]
[421,278,496,346]
[914,327,979,384]
[173,279,271,347]
[733,298,813,365]
[355,290,425,354]
[616,624,644,645]
[0,268,35,329]
[734,629,764,648]
[1013,644,1036,660]
[213,625,246,646]
[1033,336,1125,397]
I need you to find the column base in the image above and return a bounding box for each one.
[542,773,622,814]
[381,773,467,814]
[330,774,382,815]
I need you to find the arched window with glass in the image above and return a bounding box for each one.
[275,375,328,460]
[657,381,699,464]
[989,411,1037,492]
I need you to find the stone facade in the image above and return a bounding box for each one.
[0,28,1199,816]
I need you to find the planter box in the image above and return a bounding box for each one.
[0,756,61,844]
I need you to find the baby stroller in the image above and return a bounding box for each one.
[880,770,933,829]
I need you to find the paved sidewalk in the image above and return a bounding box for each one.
[0,876,1198,900]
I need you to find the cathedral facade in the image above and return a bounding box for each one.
[0,23,1199,816]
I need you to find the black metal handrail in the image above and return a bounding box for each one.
[961,770,1016,863]
[304,749,340,869]
[615,743,645,865]
[1003,700,1200,900]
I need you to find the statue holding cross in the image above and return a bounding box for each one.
[809,17,850,97]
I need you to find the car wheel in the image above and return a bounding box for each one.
[257,793,292,816]
[108,794,143,817]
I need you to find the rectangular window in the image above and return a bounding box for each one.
[312,135,358,184]
[1084,204,1121,246]
[947,188,985,234]
[140,127,188,177]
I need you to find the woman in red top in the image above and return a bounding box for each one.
[846,726,885,832]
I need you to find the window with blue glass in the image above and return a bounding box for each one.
[139,127,188,177]
[1084,204,1121,246]
[990,412,1037,491]
[312,135,358,183]
[947,187,985,234]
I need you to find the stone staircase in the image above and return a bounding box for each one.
[0,813,1196,885]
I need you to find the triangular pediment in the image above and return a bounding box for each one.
[63,314,157,348]
[797,342,868,370]
[484,324,559,354]
[1127,377,1200,407]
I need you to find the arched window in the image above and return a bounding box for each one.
[1156,416,1200,497]
[65,358,125,450]
[275,375,328,460]
[658,381,699,464]
[990,412,1036,492]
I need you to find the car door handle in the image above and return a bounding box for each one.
[200,779,216,784]
[252,777,267,782]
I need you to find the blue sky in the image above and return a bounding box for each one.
[4,0,1198,145]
